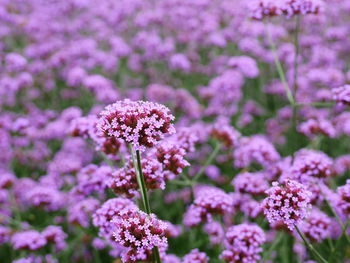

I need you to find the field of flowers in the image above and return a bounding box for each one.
[1,0,350,262]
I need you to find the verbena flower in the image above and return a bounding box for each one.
[332,85,350,106]
[155,140,190,179]
[221,223,266,263]
[183,187,233,227]
[262,180,312,230]
[112,209,168,263]
[300,209,331,243]
[93,197,138,240]
[108,157,165,198]
[289,149,334,181]
[233,135,280,168]
[232,172,269,195]
[11,230,47,251]
[42,226,67,252]
[182,249,209,263]
[97,99,175,151]
[335,179,350,219]
[68,198,100,228]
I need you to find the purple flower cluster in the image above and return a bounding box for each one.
[262,180,312,230]
[289,149,334,182]
[11,230,47,251]
[93,197,137,240]
[250,0,324,20]
[333,85,350,106]
[155,139,190,178]
[334,179,350,219]
[184,187,234,227]
[182,249,209,263]
[108,157,165,197]
[300,209,331,243]
[97,99,175,151]
[232,172,269,195]
[233,135,280,168]
[112,209,168,262]
[1,0,350,262]
[221,223,266,263]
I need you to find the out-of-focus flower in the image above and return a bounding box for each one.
[183,187,233,227]
[11,230,47,251]
[300,209,331,243]
[333,85,350,106]
[221,223,266,263]
[182,249,209,263]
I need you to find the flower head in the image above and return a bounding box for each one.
[108,157,165,198]
[333,85,350,106]
[11,230,47,251]
[93,197,138,239]
[300,209,331,243]
[112,209,168,262]
[262,180,312,230]
[221,223,266,263]
[183,249,209,263]
[97,99,175,151]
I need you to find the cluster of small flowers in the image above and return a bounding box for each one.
[220,223,266,263]
[250,0,325,20]
[232,172,269,195]
[92,197,138,239]
[262,180,312,230]
[112,209,168,262]
[300,209,331,242]
[11,226,67,252]
[233,135,280,168]
[183,187,234,227]
[210,119,241,148]
[155,139,190,179]
[182,249,209,263]
[298,118,336,139]
[97,99,175,151]
[288,149,334,182]
[108,157,165,198]
[334,179,350,219]
[332,85,350,106]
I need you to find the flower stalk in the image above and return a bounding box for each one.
[129,144,161,263]
[294,224,327,263]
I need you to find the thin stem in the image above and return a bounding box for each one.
[192,141,221,182]
[261,232,284,261]
[293,15,301,101]
[324,198,350,244]
[294,225,328,263]
[328,221,350,262]
[128,144,161,263]
[266,22,295,106]
[296,102,335,107]
[292,15,301,130]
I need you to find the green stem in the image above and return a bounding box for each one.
[128,144,161,263]
[262,232,284,261]
[328,221,350,262]
[292,16,301,131]
[293,15,301,101]
[324,198,350,244]
[266,22,295,107]
[294,225,328,263]
[192,141,221,182]
[295,102,335,107]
